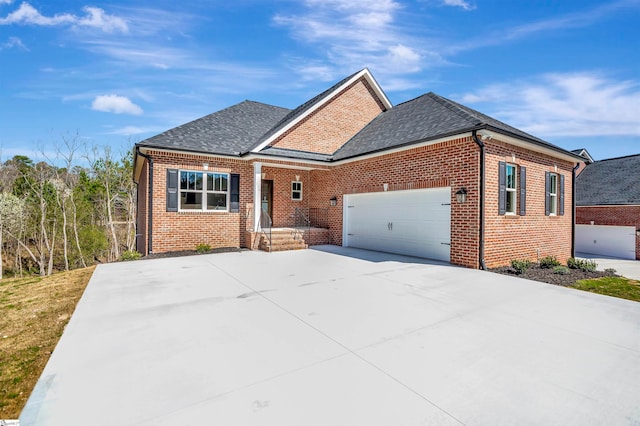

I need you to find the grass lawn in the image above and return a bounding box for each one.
[574,276,640,302]
[0,267,95,419]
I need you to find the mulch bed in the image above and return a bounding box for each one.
[143,247,245,260]
[491,264,612,287]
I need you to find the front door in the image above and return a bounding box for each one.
[261,180,273,223]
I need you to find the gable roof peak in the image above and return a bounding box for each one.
[250,68,392,153]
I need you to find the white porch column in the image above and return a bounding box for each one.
[253,162,262,231]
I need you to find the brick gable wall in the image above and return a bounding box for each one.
[269,78,386,154]
[576,205,640,260]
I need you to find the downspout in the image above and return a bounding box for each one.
[571,162,580,258]
[135,147,154,254]
[472,130,487,270]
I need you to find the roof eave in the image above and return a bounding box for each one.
[480,126,585,163]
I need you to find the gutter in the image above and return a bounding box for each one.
[135,146,154,254]
[571,162,580,258]
[472,130,487,270]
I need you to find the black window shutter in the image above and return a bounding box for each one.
[559,174,565,216]
[498,161,506,215]
[166,169,178,212]
[519,166,526,216]
[544,171,550,216]
[230,174,240,213]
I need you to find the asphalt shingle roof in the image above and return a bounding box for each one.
[333,92,562,160]
[137,100,290,156]
[136,76,579,164]
[576,154,640,206]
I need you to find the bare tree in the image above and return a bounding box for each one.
[0,193,24,280]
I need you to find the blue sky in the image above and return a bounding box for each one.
[0,0,638,162]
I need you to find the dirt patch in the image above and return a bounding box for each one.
[0,267,95,418]
[491,264,611,287]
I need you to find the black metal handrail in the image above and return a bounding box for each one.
[260,208,272,251]
[291,207,329,229]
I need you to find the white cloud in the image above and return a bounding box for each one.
[0,36,27,50]
[273,0,437,80]
[76,6,128,33]
[442,0,475,11]
[91,95,143,115]
[448,1,638,54]
[0,2,128,33]
[108,126,156,136]
[0,0,14,5]
[459,72,640,137]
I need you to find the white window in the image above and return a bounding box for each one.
[548,173,558,215]
[179,171,229,211]
[291,181,302,201]
[505,164,517,214]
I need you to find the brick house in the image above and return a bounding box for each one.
[575,154,640,260]
[133,69,583,269]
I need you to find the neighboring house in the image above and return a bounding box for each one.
[575,154,640,260]
[571,148,594,176]
[133,69,583,269]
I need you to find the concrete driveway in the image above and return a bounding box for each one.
[21,246,640,425]
[576,252,640,281]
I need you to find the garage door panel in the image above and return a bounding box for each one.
[343,188,451,262]
[575,224,636,260]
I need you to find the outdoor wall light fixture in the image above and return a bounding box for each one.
[330,196,338,206]
[455,188,468,204]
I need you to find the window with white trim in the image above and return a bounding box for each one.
[179,171,229,211]
[548,173,558,215]
[505,164,517,214]
[291,181,302,201]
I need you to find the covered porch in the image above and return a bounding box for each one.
[247,161,332,251]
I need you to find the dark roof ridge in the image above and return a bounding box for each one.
[595,153,640,162]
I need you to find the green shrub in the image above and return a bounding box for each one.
[580,259,598,272]
[511,259,531,275]
[567,257,598,272]
[539,255,560,269]
[553,266,571,275]
[567,257,580,269]
[195,243,211,254]
[120,250,142,261]
[604,268,617,275]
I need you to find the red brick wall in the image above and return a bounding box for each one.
[261,166,310,227]
[270,78,386,154]
[576,205,640,260]
[143,150,253,254]
[137,138,576,268]
[483,140,575,268]
[309,137,481,268]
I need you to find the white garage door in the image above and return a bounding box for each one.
[575,224,636,260]
[343,187,451,262]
